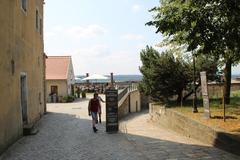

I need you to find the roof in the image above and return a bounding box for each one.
[46,56,71,80]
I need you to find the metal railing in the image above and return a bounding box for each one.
[118,87,129,101]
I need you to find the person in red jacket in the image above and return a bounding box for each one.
[88,93,101,132]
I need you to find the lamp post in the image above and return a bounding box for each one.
[221,74,226,121]
[192,53,198,113]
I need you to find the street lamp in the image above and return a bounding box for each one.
[192,52,198,113]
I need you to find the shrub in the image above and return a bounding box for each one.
[63,95,75,103]
[81,91,86,98]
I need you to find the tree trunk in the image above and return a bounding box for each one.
[223,58,232,104]
[182,84,200,101]
[177,90,182,103]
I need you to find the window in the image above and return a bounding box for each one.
[36,10,39,31]
[50,86,58,95]
[40,18,43,35]
[21,0,27,12]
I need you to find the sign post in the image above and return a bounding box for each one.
[105,89,118,133]
[200,71,210,119]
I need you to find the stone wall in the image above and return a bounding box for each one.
[149,103,240,156]
[207,83,240,98]
[118,90,141,119]
[130,90,141,112]
[118,96,130,119]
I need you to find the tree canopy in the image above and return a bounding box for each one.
[147,0,240,103]
[139,46,219,102]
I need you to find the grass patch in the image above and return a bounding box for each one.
[170,96,240,133]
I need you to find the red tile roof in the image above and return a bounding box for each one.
[46,56,71,80]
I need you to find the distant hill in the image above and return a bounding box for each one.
[76,74,143,83]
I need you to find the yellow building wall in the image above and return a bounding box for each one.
[0,0,45,154]
[130,91,141,112]
[46,80,68,102]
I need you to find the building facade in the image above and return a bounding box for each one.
[46,56,75,102]
[0,0,45,154]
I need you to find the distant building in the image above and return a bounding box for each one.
[46,56,75,102]
[0,0,45,154]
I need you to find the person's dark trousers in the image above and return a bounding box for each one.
[99,113,101,123]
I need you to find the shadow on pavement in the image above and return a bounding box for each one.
[119,109,149,122]
[0,112,239,160]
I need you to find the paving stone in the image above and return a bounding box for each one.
[121,111,240,160]
[0,96,239,160]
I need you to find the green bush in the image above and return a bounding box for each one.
[81,91,86,98]
[62,95,75,103]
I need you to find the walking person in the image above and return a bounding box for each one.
[88,93,101,132]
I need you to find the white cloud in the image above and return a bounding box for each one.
[132,4,142,13]
[70,47,141,75]
[45,24,107,40]
[73,44,110,57]
[122,34,144,40]
[65,24,107,39]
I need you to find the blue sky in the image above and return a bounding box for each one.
[44,0,240,75]
[44,0,160,75]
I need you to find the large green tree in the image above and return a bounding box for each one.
[139,46,219,103]
[147,0,240,104]
[139,46,190,102]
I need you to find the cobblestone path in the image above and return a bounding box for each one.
[121,112,240,160]
[0,95,239,160]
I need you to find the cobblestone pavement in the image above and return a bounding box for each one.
[120,112,240,160]
[1,95,239,160]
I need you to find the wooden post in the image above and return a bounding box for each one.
[86,73,89,85]
[110,72,114,88]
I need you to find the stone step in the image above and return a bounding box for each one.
[23,124,39,136]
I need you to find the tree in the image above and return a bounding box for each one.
[182,54,219,101]
[147,0,240,104]
[139,46,219,103]
[139,46,190,102]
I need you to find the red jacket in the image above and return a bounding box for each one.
[89,98,100,112]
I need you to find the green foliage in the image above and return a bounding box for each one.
[81,91,86,98]
[231,90,240,97]
[139,46,219,102]
[63,95,75,103]
[147,0,240,60]
[147,0,240,103]
[139,46,190,102]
